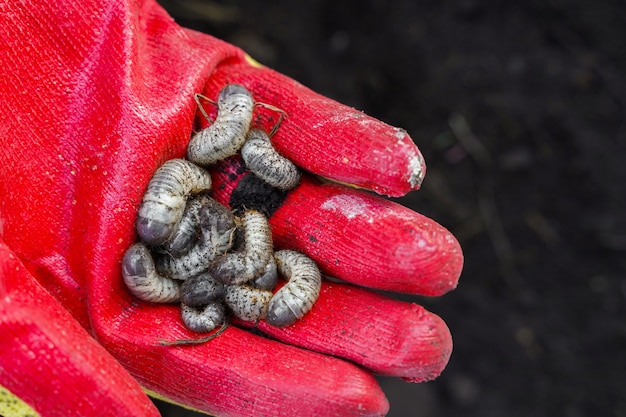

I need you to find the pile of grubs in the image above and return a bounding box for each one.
[121,84,322,340]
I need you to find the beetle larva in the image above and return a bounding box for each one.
[224,284,273,322]
[181,302,226,333]
[187,84,255,166]
[208,210,273,285]
[180,272,225,307]
[156,198,236,280]
[136,159,212,246]
[266,250,322,327]
[121,243,181,303]
[241,129,301,190]
[251,256,278,290]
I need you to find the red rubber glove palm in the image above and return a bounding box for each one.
[0,0,463,416]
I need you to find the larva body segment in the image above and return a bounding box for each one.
[266,250,322,327]
[181,302,225,333]
[187,84,255,166]
[224,285,273,322]
[155,242,216,280]
[136,159,212,246]
[156,198,236,280]
[121,243,181,303]
[209,210,273,285]
[241,129,301,190]
[180,272,225,307]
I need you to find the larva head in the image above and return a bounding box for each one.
[165,232,197,258]
[121,243,152,281]
[252,259,278,290]
[265,299,298,327]
[217,83,252,105]
[200,199,236,234]
[180,272,225,307]
[136,215,176,246]
[208,256,240,285]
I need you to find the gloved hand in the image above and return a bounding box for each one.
[0,0,463,416]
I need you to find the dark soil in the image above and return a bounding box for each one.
[155,1,626,416]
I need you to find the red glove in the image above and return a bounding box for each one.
[0,0,463,416]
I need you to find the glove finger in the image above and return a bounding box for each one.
[0,243,159,417]
[199,59,426,198]
[92,290,389,417]
[235,280,452,382]
[212,164,463,296]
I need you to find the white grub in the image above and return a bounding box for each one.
[241,129,301,190]
[121,243,180,303]
[187,84,255,166]
[209,210,273,285]
[181,302,225,333]
[224,284,273,322]
[251,257,278,290]
[136,159,212,246]
[180,272,225,307]
[266,250,322,327]
[156,198,236,280]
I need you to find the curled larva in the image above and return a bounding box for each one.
[224,284,273,322]
[156,198,236,280]
[187,84,254,166]
[241,129,301,190]
[180,272,225,307]
[181,302,225,333]
[136,159,212,246]
[251,257,278,291]
[266,250,322,327]
[208,210,273,285]
[121,243,180,303]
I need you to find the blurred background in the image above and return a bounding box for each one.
[154,1,626,416]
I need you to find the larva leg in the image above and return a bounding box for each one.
[187,84,255,166]
[209,210,273,285]
[180,272,225,307]
[121,243,181,303]
[181,302,226,333]
[136,158,212,246]
[253,102,287,138]
[194,93,216,123]
[241,129,301,190]
[156,198,236,280]
[224,284,273,322]
[251,257,278,290]
[266,250,322,327]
